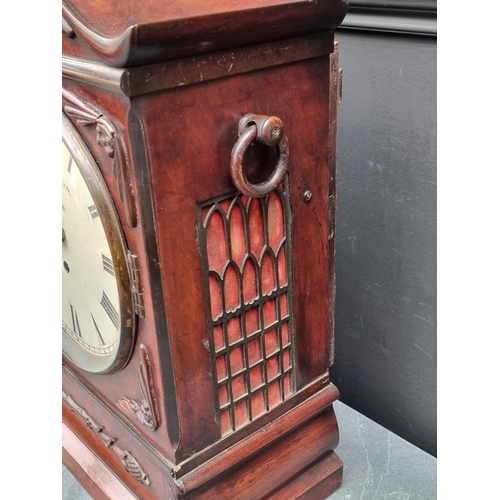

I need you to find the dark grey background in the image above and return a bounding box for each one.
[329,4,437,457]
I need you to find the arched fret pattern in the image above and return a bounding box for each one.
[198,178,295,436]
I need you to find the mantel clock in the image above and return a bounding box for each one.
[62,0,348,498]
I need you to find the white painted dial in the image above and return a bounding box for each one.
[62,140,121,360]
[62,114,135,374]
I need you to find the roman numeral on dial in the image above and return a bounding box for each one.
[102,254,115,276]
[70,304,82,337]
[91,314,106,346]
[67,157,73,174]
[101,291,120,329]
[88,204,99,219]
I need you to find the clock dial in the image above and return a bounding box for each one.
[62,115,135,374]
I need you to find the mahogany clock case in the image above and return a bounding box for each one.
[62,1,348,498]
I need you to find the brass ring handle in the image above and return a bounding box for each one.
[230,114,289,197]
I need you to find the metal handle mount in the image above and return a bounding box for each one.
[230,114,289,197]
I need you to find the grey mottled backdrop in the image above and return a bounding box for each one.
[330,9,437,457]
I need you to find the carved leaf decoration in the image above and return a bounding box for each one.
[62,88,137,227]
[117,397,141,418]
[138,344,159,429]
[62,88,116,158]
[120,451,150,485]
[63,392,103,433]
[116,344,159,431]
[62,391,149,486]
[64,104,100,125]
[95,123,115,158]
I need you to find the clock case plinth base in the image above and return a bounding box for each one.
[63,368,342,500]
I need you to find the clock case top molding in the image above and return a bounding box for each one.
[62,0,348,498]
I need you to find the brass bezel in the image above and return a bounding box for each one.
[62,113,136,374]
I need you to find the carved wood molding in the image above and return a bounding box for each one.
[62,391,151,486]
[62,16,75,38]
[62,4,133,67]
[117,344,160,431]
[62,88,137,227]
[62,32,335,98]
[62,88,116,157]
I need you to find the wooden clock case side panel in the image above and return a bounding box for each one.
[62,79,179,462]
[129,42,339,463]
[127,103,222,460]
[286,59,333,390]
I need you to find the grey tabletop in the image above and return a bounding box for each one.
[62,401,436,499]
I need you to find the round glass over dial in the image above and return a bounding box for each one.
[62,115,134,374]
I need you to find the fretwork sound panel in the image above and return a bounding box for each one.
[198,179,295,436]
